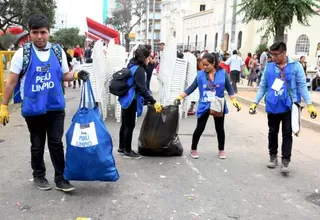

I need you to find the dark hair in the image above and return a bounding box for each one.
[232,50,238,55]
[248,52,252,57]
[264,48,269,52]
[160,42,165,45]
[202,53,221,70]
[86,58,93,63]
[270,42,287,52]
[28,14,50,31]
[144,44,151,51]
[177,52,184,59]
[134,45,151,66]
[300,56,305,60]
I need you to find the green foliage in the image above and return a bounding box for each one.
[237,0,320,41]
[0,34,16,50]
[0,0,56,31]
[255,43,268,55]
[51,28,86,48]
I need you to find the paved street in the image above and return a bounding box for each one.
[1,87,320,220]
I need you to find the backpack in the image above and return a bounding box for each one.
[109,66,139,97]
[13,43,63,103]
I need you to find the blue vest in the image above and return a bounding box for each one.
[196,69,228,118]
[265,62,294,114]
[118,65,144,117]
[21,47,65,116]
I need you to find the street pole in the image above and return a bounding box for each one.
[151,0,156,53]
[220,0,227,52]
[230,0,237,52]
[146,0,149,44]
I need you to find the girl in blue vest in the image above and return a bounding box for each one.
[118,45,162,159]
[175,53,241,159]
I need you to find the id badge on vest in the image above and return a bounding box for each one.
[208,90,216,100]
[271,78,284,92]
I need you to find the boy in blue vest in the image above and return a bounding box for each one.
[0,15,89,191]
[249,42,317,174]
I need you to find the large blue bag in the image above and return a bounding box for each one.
[64,80,119,181]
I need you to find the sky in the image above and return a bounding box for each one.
[55,0,104,34]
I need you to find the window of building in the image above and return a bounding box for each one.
[200,5,206,11]
[237,31,242,50]
[295,34,310,55]
[204,34,207,48]
[214,33,218,51]
[187,35,190,46]
[195,35,198,50]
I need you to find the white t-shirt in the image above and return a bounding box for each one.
[10,43,69,99]
[71,57,82,73]
[225,54,245,71]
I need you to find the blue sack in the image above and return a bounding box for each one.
[64,80,119,181]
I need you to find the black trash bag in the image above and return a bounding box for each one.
[138,105,183,156]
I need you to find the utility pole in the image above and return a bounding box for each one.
[151,0,156,53]
[146,0,150,44]
[220,0,227,52]
[230,0,237,52]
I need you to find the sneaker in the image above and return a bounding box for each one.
[267,155,278,169]
[219,151,226,159]
[190,150,199,159]
[124,150,142,159]
[33,177,52,191]
[55,180,76,192]
[280,159,290,174]
[117,148,125,154]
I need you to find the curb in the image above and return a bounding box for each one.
[236,95,320,132]
[237,86,320,107]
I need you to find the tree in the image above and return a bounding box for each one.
[0,0,56,31]
[237,0,320,42]
[106,0,147,51]
[51,27,86,48]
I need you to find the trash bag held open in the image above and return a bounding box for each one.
[138,105,183,156]
[64,80,119,181]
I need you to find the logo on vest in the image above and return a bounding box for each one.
[274,88,284,97]
[32,72,55,92]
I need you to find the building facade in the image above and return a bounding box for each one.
[162,0,320,66]
[136,0,162,50]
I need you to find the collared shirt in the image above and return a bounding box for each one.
[225,55,244,71]
[254,57,312,105]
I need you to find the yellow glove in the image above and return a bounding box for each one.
[153,102,162,113]
[174,95,183,105]
[231,97,241,111]
[0,104,9,126]
[308,105,317,119]
[249,103,257,115]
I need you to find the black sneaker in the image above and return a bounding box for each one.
[34,177,52,191]
[117,148,125,154]
[124,150,142,159]
[280,159,290,174]
[267,155,278,169]
[55,180,76,192]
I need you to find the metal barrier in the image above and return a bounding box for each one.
[0,51,15,99]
